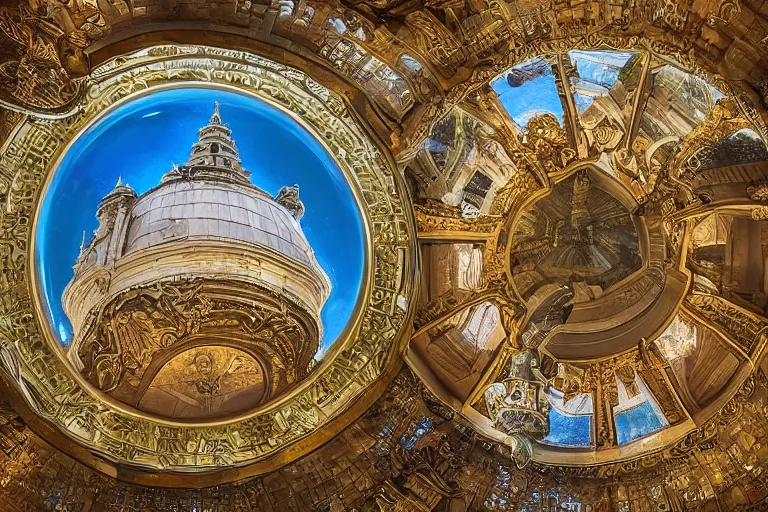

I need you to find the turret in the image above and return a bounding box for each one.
[73,177,136,276]
[161,101,252,186]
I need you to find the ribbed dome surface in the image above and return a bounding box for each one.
[123,178,323,274]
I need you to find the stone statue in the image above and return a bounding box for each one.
[275,184,306,220]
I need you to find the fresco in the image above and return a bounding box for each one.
[139,346,266,419]
[35,88,366,418]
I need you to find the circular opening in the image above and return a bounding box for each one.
[35,87,366,420]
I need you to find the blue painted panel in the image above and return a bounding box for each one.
[543,407,592,447]
[491,57,564,130]
[615,402,666,445]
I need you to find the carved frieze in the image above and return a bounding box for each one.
[77,279,317,417]
[0,1,112,113]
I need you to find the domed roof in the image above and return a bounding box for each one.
[123,178,322,273]
[59,101,335,423]
[121,103,328,282]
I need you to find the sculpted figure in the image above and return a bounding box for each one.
[275,184,306,220]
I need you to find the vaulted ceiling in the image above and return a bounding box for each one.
[3,0,768,511]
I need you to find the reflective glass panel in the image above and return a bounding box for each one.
[491,56,564,130]
[567,50,637,113]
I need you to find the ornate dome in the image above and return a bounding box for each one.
[61,103,331,419]
[123,179,321,271]
[509,169,642,302]
[408,45,768,468]
[122,104,326,284]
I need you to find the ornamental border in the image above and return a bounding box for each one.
[0,45,416,475]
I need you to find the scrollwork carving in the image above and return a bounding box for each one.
[521,114,577,173]
[0,0,113,114]
[685,292,767,357]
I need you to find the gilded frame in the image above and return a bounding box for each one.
[0,45,416,477]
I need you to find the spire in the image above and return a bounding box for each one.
[97,173,137,214]
[210,101,222,125]
[162,102,252,185]
[103,174,135,199]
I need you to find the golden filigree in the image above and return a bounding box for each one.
[673,99,751,176]
[685,292,768,358]
[413,200,499,235]
[0,45,416,472]
[521,114,577,173]
[0,0,115,114]
[77,279,316,416]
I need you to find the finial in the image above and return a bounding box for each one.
[116,175,122,187]
[78,230,86,255]
[210,102,222,124]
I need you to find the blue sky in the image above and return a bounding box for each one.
[491,51,636,125]
[545,406,592,447]
[36,87,365,355]
[569,50,634,113]
[491,57,564,130]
